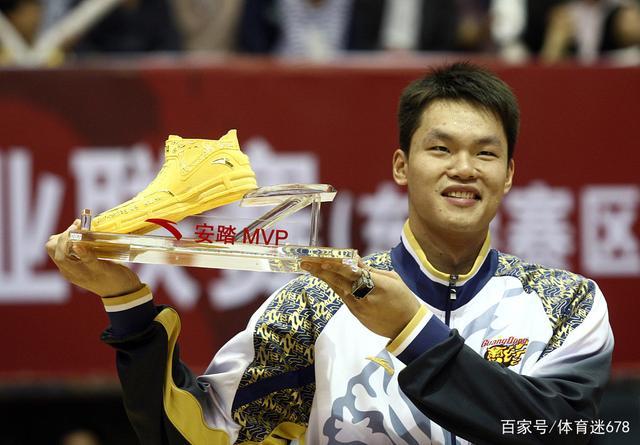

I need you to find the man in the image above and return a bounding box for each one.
[47,62,614,444]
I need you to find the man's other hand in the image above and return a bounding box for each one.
[301,260,421,339]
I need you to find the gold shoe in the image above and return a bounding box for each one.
[91,129,257,234]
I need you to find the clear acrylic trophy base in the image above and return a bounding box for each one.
[69,184,358,273]
[67,232,356,273]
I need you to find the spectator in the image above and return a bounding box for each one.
[1,0,125,66]
[0,0,41,64]
[492,0,640,64]
[456,0,493,51]
[72,0,181,54]
[541,0,640,63]
[39,0,72,33]
[170,0,244,52]
[0,0,41,44]
[238,0,352,59]
[523,0,565,55]
[350,0,491,52]
[238,0,492,58]
[491,0,565,63]
[349,0,459,52]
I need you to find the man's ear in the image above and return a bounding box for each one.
[504,159,515,193]
[393,149,408,186]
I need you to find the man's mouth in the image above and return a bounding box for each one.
[443,191,479,200]
[442,190,481,200]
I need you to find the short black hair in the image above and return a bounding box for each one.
[398,62,520,160]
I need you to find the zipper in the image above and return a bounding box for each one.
[445,273,458,445]
[445,273,458,326]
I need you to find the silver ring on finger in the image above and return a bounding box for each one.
[351,268,375,300]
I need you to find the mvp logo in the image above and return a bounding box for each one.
[242,228,288,245]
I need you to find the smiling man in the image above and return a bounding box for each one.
[397,99,513,273]
[303,63,613,444]
[47,62,613,445]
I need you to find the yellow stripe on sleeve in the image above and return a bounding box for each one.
[387,305,430,354]
[102,284,152,312]
[155,308,231,444]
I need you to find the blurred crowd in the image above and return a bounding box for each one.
[0,0,639,66]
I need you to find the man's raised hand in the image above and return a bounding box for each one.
[46,220,143,297]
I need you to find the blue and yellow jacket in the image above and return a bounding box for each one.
[102,222,614,444]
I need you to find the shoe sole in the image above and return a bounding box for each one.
[93,170,257,235]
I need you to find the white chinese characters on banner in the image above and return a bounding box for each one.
[358,182,408,255]
[0,149,68,302]
[136,264,202,310]
[503,181,575,269]
[327,191,354,249]
[208,137,318,310]
[581,185,640,276]
[70,144,201,309]
[2,141,640,307]
[70,144,159,215]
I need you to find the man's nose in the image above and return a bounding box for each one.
[447,152,476,179]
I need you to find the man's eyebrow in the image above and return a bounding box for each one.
[424,129,503,146]
[424,129,454,142]
[475,135,503,147]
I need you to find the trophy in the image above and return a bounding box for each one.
[68,183,358,273]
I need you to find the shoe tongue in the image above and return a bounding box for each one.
[165,145,177,158]
[165,136,181,159]
[163,135,224,171]
[165,137,215,158]
[178,139,216,166]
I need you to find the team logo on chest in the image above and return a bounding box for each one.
[481,336,529,367]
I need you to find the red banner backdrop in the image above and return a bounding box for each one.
[0,60,638,380]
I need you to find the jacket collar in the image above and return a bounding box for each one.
[390,221,498,312]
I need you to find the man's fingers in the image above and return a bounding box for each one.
[323,259,380,283]
[319,270,353,296]
[300,261,375,322]
[72,244,99,265]
[300,260,382,300]
[54,226,78,263]
[45,236,58,259]
[48,220,81,262]
[53,230,70,263]
[302,262,353,297]
[317,259,361,281]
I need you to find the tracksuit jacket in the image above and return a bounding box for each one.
[101,222,614,444]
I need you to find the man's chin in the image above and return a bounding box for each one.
[437,216,487,235]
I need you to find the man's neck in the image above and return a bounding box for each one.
[408,221,488,276]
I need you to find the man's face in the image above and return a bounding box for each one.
[393,99,514,237]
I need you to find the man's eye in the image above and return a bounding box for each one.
[430,146,449,153]
[478,150,497,157]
